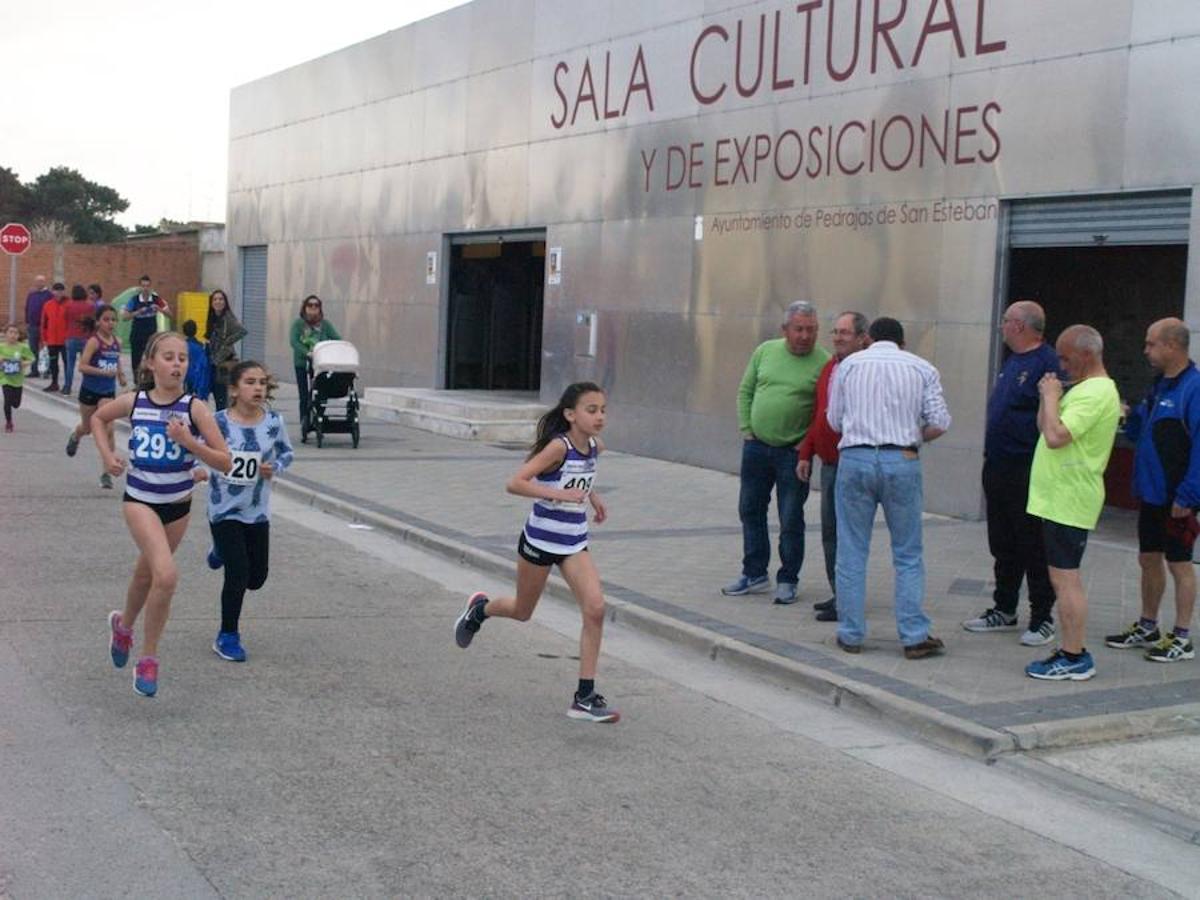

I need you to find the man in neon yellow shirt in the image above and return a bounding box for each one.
[724,301,830,604]
[1025,325,1121,681]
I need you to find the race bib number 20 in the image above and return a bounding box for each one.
[223,450,263,485]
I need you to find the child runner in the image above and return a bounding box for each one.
[66,304,126,488]
[92,331,231,697]
[454,382,618,723]
[1,324,35,433]
[205,360,293,662]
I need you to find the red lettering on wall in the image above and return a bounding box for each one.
[771,10,795,90]
[735,16,766,97]
[975,0,1006,54]
[691,25,728,104]
[550,62,569,129]
[826,0,863,82]
[912,0,966,67]
[871,0,907,74]
[570,60,599,126]
[623,45,656,116]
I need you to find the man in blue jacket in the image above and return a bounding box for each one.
[964,300,1062,646]
[1107,318,1200,663]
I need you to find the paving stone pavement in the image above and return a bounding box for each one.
[266,390,1200,739]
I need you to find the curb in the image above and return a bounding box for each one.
[272,472,1020,760]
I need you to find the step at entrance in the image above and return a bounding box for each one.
[363,388,542,442]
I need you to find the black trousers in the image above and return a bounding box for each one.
[45,345,64,384]
[983,457,1055,625]
[129,319,156,374]
[210,520,270,633]
[3,384,22,422]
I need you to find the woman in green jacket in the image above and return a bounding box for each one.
[205,289,248,410]
[290,294,340,427]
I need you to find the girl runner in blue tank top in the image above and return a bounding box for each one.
[454,382,620,723]
[92,331,231,697]
[66,304,126,488]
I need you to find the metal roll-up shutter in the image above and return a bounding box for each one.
[1009,190,1192,248]
[240,245,268,363]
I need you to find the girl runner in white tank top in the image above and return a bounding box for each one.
[453,382,620,723]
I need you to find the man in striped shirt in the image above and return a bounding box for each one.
[826,317,952,659]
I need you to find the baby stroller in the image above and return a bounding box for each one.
[302,340,361,448]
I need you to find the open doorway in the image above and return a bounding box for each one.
[1003,191,1192,508]
[446,233,545,391]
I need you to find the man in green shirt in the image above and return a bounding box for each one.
[1025,324,1121,681]
[723,301,830,604]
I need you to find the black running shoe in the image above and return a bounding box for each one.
[454,592,488,648]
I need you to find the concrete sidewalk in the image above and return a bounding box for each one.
[29,377,1200,757]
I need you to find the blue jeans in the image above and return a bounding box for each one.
[738,438,809,584]
[64,337,86,391]
[834,447,931,646]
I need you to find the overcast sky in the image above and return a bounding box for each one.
[2,0,467,228]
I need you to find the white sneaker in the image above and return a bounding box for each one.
[962,608,1018,632]
[1020,621,1056,646]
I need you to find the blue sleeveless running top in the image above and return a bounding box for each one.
[125,391,197,504]
[522,435,597,556]
[80,335,121,395]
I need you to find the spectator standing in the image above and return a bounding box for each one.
[1024,325,1121,681]
[24,275,52,378]
[87,283,104,313]
[964,301,1062,646]
[722,301,829,604]
[826,317,951,659]
[1106,318,1200,663]
[796,310,869,622]
[289,295,340,430]
[121,275,167,373]
[63,284,95,396]
[205,289,247,411]
[39,283,68,393]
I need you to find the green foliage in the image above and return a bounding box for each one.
[0,167,29,224]
[19,166,129,243]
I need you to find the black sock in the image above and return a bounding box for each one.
[1062,648,1085,662]
[577,679,594,699]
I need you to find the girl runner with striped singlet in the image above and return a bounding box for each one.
[454,382,619,723]
[66,305,126,488]
[92,331,231,697]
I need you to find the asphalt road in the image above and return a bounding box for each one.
[1,398,1195,898]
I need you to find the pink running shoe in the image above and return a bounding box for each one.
[108,611,133,668]
[133,656,159,697]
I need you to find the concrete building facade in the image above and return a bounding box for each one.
[227,0,1200,516]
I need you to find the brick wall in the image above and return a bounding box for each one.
[1,234,200,325]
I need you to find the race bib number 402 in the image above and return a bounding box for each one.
[223,450,263,485]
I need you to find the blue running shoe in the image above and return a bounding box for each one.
[213,631,246,662]
[108,610,132,669]
[455,592,488,648]
[1025,649,1095,681]
[721,574,770,596]
[207,547,223,570]
[133,656,159,697]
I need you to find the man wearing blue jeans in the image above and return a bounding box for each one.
[826,317,951,658]
[723,301,829,604]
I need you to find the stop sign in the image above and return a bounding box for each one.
[0,223,31,256]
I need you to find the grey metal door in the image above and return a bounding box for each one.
[240,245,268,363]
[1008,190,1192,247]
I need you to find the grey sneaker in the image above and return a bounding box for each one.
[1104,621,1161,649]
[772,582,798,605]
[721,575,770,596]
[962,608,1018,633]
[454,592,488,648]
[99,472,113,490]
[65,431,80,457]
[1020,620,1056,647]
[568,691,620,723]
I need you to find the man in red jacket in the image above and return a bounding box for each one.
[796,311,870,621]
[39,283,69,392]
